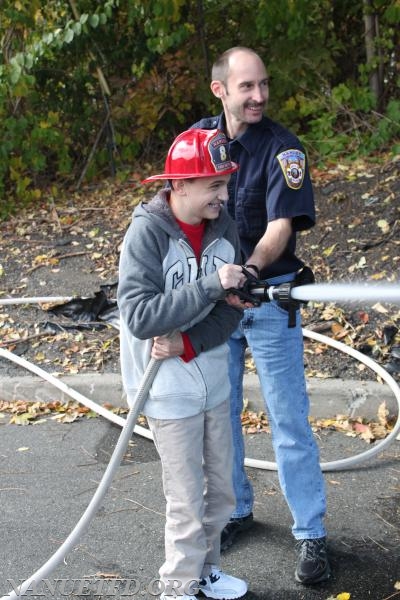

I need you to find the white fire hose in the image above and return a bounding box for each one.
[0,352,161,600]
[1,281,400,597]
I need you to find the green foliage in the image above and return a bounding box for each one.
[254,0,340,105]
[367,99,400,153]
[142,0,193,53]
[0,0,399,219]
[112,47,208,161]
[296,81,400,163]
[0,0,120,217]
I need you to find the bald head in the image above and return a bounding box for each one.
[211,47,265,85]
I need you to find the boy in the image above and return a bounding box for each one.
[118,128,248,599]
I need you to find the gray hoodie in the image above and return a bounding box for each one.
[118,190,243,419]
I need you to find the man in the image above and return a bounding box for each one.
[118,128,248,599]
[192,47,331,585]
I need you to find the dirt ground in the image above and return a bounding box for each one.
[0,154,399,383]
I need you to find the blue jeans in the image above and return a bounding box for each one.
[228,277,327,540]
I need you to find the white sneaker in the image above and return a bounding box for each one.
[198,567,248,599]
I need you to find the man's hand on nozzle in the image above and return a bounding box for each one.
[217,264,247,291]
[225,292,255,309]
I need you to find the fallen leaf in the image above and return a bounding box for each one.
[241,409,270,434]
[323,244,337,257]
[377,401,389,427]
[33,254,49,264]
[357,311,369,324]
[370,271,387,280]
[357,256,367,269]
[377,219,390,234]
[353,422,375,442]
[51,412,79,423]
[372,302,389,314]
[331,322,350,340]
[10,413,35,425]
[370,423,390,439]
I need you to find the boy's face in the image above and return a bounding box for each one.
[172,174,231,225]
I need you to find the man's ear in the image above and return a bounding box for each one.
[211,80,224,99]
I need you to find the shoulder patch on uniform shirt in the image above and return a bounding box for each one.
[276,149,306,190]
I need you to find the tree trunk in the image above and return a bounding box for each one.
[363,0,381,104]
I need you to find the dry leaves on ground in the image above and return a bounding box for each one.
[241,400,396,444]
[0,399,128,425]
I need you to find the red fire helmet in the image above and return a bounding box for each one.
[141,128,239,183]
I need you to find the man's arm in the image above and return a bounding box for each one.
[245,217,292,273]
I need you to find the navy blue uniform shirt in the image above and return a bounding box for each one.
[192,114,316,279]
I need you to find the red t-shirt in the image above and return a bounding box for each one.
[175,217,206,362]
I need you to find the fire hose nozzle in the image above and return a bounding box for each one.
[267,266,315,303]
[268,282,292,302]
[230,265,315,306]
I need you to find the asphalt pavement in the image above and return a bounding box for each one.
[0,369,399,600]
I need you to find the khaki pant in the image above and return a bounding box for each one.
[147,400,235,594]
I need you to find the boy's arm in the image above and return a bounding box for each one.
[152,299,242,360]
[118,218,243,340]
[183,300,243,355]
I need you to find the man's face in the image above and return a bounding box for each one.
[216,51,269,134]
[176,174,230,224]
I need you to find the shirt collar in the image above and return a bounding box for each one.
[216,112,266,156]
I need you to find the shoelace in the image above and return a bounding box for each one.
[297,539,325,560]
[200,568,221,585]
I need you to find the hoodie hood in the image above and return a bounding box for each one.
[133,189,233,249]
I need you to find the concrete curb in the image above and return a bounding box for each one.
[244,371,398,418]
[0,371,398,420]
[0,373,125,407]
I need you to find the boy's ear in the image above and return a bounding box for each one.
[172,179,186,194]
[211,80,224,99]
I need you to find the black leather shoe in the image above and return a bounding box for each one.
[295,537,331,585]
[220,513,254,552]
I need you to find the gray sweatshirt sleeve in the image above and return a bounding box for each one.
[185,300,242,355]
[118,216,229,340]
[184,218,244,353]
